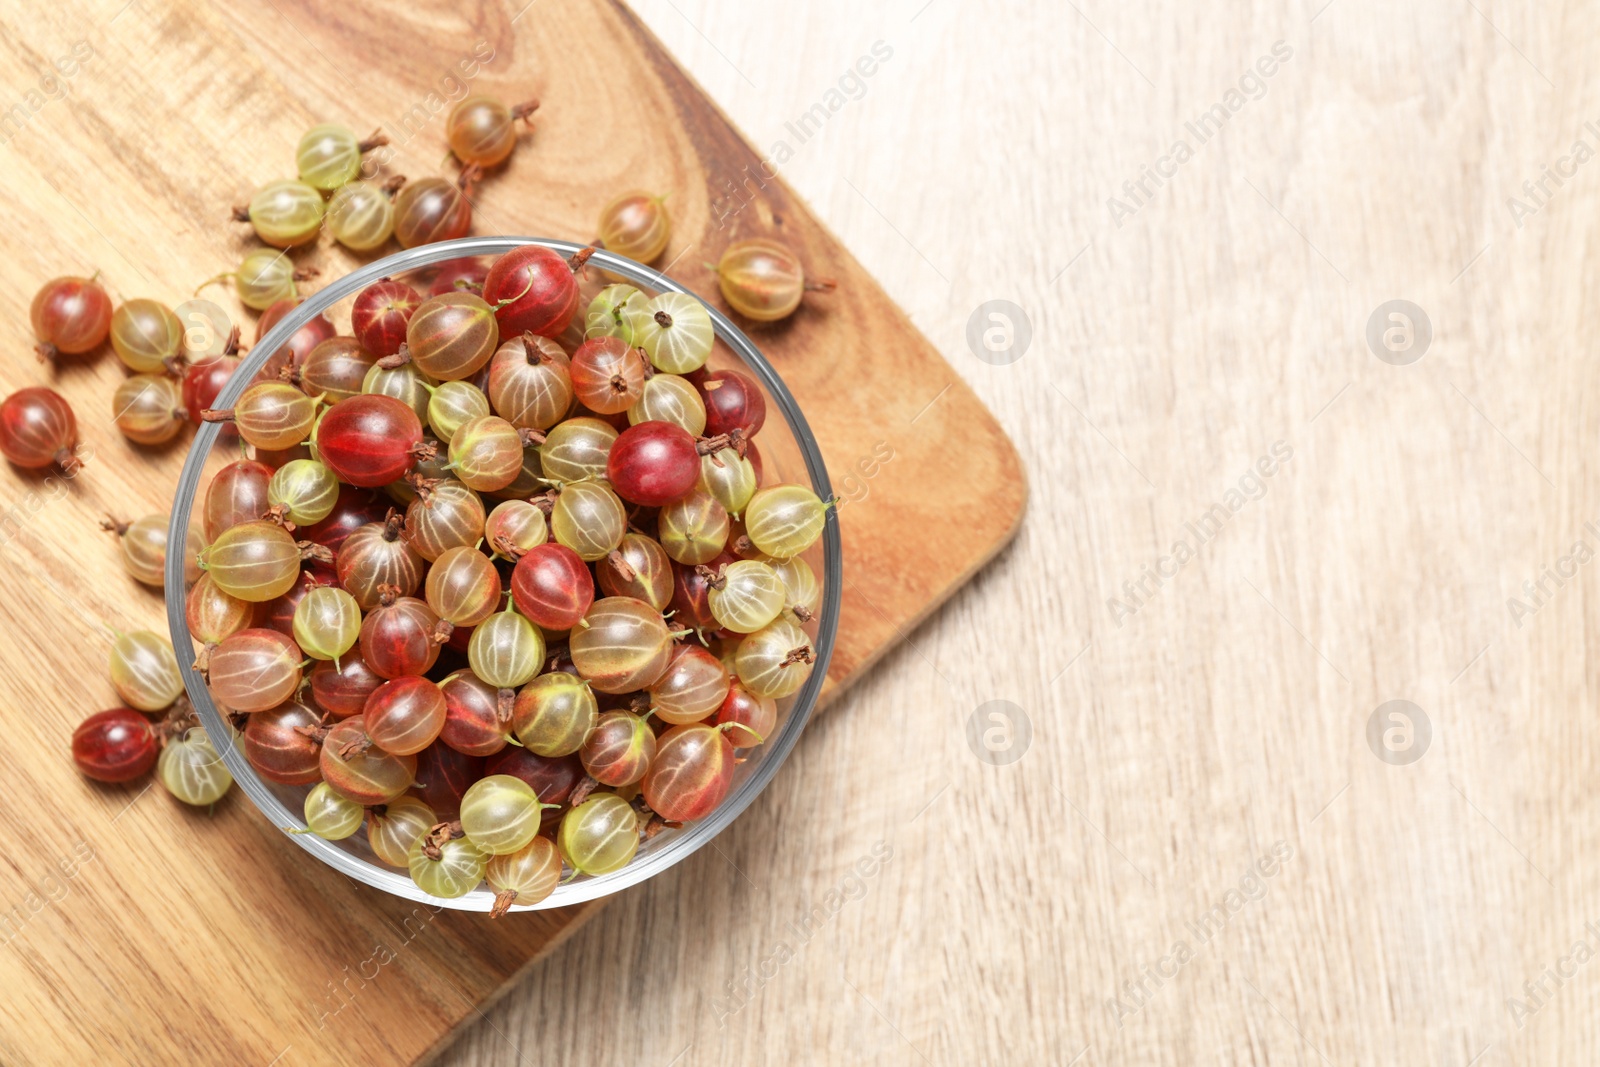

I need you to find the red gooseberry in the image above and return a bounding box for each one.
[482,244,592,338]
[302,484,390,554]
[714,681,777,748]
[428,258,490,296]
[405,291,499,381]
[351,280,424,358]
[208,627,303,713]
[337,512,426,610]
[364,676,448,755]
[569,336,646,414]
[410,742,485,816]
[203,459,274,539]
[745,438,765,485]
[596,532,673,610]
[309,653,385,717]
[358,590,443,679]
[32,275,112,360]
[182,356,242,430]
[607,421,700,506]
[319,719,416,805]
[0,387,83,473]
[72,709,157,783]
[641,722,737,821]
[394,171,477,249]
[670,552,734,631]
[579,710,656,786]
[438,669,511,757]
[486,747,584,805]
[299,336,377,404]
[699,370,767,437]
[257,297,337,380]
[649,643,731,725]
[243,701,325,784]
[314,393,427,487]
[510,543,594,631]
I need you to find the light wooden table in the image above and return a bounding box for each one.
[439,1,1600,1064]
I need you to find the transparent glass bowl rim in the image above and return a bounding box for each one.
[164,236,841,912]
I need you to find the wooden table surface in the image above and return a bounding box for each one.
[5,0,1592,1062]
[442,1,1600,1064]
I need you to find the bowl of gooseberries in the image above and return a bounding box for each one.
[167,236,837,914]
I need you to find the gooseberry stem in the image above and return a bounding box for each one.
[196,272,233,296]
[779,644,816,669]
[716,720,764,745]
[520,332,548,365]
[605,550,637,582]
[569,775,599,808]
[381,508,405,542]
[421,819,465,861]
[490,889,518,918]
[696,428,747,460]
[405,471,439,502]
[376,343,412,369]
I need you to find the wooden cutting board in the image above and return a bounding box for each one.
[0,2,1024,1064]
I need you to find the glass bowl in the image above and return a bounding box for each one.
[164,236,839,912]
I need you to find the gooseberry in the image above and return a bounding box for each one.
[31,275,112,360]
[569,597,674,695]
[559,794,638,875]
[482,244,592,338]
[351,280,423,358]
[314,393,427,487]
[607,420,700,506]
[0,387,82,473]
[569,336,646,414]
[597,191,671,264]
[364,676,448,755]
[110,298,183,373]
[641,722,736,821]
[394,171,477,248]
[406,291,499,381]
[446,96,539,167]
[715,238,835,322]
[72,709,157,783]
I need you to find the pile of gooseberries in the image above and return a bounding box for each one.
[175,249,826,911]
[72,629,235,807]
[37,92,834,911]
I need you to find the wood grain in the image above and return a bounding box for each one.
[440,1,1600,1066]
[0,2,1022,1065]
